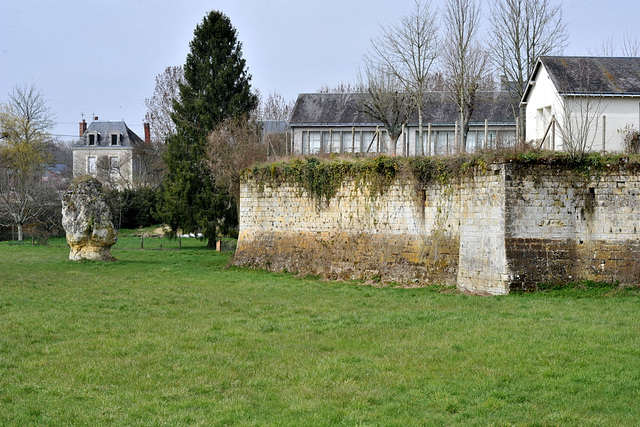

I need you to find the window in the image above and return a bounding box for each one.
[87,156,96,175]
[477,130,485,149]
[331,131,341,153]
[361,131,374,153]
[301,131,308,154]
[110,133,119,146]
[321,131,331,154]
[487,131,496,148]
[309,131,321,154]
[467,131,477,152]
[352,132,362,153]
[435,131,454,155]
[88,134,96,146]
[109,156,119,169]
[342,131,354,153]
[109,156,119,179]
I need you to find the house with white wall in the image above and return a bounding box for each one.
[521,56,640,152]
[289,92,517,156]
[72,118,150,189]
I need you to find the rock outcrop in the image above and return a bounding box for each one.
[61,176,117,261]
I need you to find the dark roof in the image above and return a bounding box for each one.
[73,121,143,148]
[523,56,640,102]
[289,92,516,127]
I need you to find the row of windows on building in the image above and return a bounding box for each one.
[87,133,121,147]
[86,155,120,177]
[299,129,517,155]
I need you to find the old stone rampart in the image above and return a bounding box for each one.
[234,159,640,294]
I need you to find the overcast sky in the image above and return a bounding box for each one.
[1,0,638,141]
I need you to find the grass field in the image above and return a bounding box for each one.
[1,235,639,425]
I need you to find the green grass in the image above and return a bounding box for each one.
[1,242,639,425]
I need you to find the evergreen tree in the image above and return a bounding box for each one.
[159,10,258,246]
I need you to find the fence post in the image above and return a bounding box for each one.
[454,121,459,153]
[602,115,607,152]
[484,119,489,149]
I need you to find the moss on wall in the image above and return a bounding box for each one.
[243,151,640,204]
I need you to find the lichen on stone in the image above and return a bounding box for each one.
[61,176,117,261]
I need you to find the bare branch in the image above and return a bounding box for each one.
[357,67,410,155]
[366,0,439,155]
[623,31,640,56]
[442,0,490,152]
[144,66,184,143]
[489,0,568,140]
[0,84,57,240]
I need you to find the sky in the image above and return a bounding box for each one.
[1,0,639,142]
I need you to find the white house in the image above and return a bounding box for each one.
[289,92,517,156]
[72,118,150,189]
[522,56,640,152]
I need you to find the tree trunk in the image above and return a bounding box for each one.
[459,110,465,153]
[519,105,527,143]
[205,221,217,248]
[417,108,424,156]
[17,224,23,241]
[388,134,399,156]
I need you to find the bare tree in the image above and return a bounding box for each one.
[254,91,295,121]
[252,91,295,157]
[623,31,640,56]
[0,84,56,240]
[587,33,617,57]
[134,141,165,188]
[144,66,184,143]
[357,67,411,155]
[442,0,489,153]
[550,61,607,159]
[95,153,135,191]
[490,0,568,139]
[589,31,640,57]
[559,95,606,159]
[367,0,439,156]
[141,66,183,188]
[205,115,268,217]
[316,82,360,94]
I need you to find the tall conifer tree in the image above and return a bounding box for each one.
[159,11,258,245]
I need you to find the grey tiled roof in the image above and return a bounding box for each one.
[532,56,640,97]
[73,121,143,148]
[289,92,516,127]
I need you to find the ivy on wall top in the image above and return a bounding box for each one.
[242,151,640,204]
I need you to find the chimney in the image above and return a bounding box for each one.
[94,116,98,121]
[144,122,151,145]
[79,119,87,137]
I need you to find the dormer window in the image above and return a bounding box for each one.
[110,133,120,146]
[88,133,96,146]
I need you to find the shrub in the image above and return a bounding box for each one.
[620,124,640,153]
[106,187,161,229]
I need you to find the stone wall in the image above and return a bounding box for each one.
[234,162,640,294]
[504,163,640,288]
[235,177,461,285]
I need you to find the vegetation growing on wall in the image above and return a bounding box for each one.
[243,151,640,204]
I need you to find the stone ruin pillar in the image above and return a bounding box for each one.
[61,176,117,261]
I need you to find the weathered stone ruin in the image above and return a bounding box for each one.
[234,159,640,295]
[61,176,117,261]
